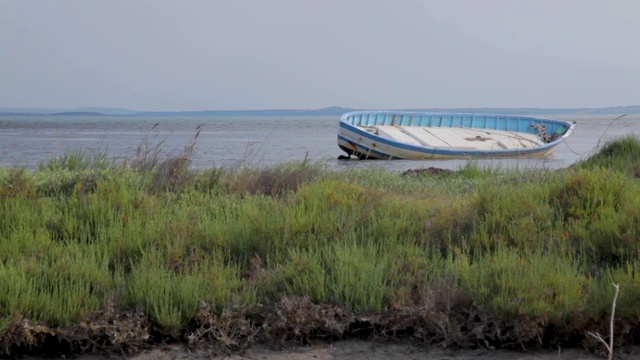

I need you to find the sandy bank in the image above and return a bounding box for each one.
[31,341,637,360]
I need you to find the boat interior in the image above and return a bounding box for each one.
[358,125,544,150]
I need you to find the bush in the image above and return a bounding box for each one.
[455,246,589,323]
[577,136,640,175]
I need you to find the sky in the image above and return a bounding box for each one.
[1,0,639,111]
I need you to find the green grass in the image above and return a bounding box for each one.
[454,245,589,322]
[2,136,640,354]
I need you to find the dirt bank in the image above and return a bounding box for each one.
[40,341,637,360]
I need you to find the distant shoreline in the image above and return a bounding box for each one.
[1,105,639,117]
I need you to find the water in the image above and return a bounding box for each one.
[1,114,638,172]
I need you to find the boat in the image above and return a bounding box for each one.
[337,111,576,160]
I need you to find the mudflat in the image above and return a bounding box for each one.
[43,341,638,360]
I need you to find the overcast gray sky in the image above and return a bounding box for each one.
[1,0,639,111]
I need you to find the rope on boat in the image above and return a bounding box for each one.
[530,124,559,143]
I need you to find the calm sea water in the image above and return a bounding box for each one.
[1,114,638,172]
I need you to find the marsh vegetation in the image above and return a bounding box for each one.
[2,136,640,357]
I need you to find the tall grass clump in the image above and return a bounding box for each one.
[34,150,117,197]
[125,259,201,334]
[279,248,327,303]
[384,246,464,311]
[128,124,202,193]
[0,168,36,199]
[455,160,498,179]
[425,169,562,254]
[287,179,378,245]
[223,194,287,266]
[475,173,558,247]
[454,246,589,323]
[38,150,112,172]
[0,244,118,327]
[222,161,324,197]
[342,165,481,198]
[549,167,640,266]
[324,240,391,314]
[125,249,254,334]
[577,136,640,176]
[588,262,640,320]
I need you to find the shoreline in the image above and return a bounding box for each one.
[34,341,639,360]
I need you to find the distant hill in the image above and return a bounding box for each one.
[1,105,639,116]
[74,107,138,115]
[131,106,353,117]
[0,107,137,115]
[50,111,105,116]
